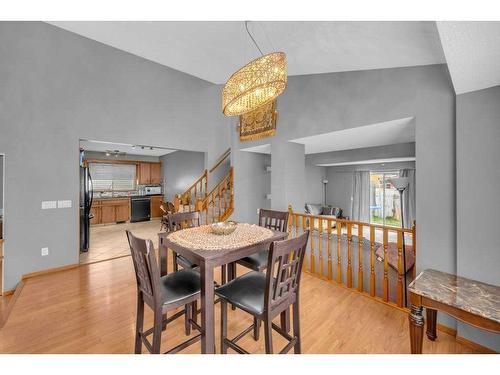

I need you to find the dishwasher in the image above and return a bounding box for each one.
[131,197,151,222]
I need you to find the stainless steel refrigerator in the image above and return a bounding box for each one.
[80,165,93,252]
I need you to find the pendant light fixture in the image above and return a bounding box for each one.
[222,21,287,116]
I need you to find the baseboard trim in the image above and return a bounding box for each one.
[0,280,24,329]
[22,263,79,280]
[437,323,457,337]
[2,288,16,296]
[437,323,497,353]
[456,335,497,354]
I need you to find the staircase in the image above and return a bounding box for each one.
[174,154,234,224]
[196,167,234,224]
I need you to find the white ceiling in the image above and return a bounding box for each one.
[290,117,415,154]
[49,21,446,84]
[80,140,177,157]
[437,22,500,95]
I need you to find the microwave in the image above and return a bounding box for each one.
[145,186,162,195]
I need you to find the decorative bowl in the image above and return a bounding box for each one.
[210,221,238,235]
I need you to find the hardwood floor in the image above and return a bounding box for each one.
[0,254,484,354]
[80,220,162,264]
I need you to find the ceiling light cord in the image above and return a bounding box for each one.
[245,21,264,56]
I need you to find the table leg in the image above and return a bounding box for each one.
[200,261,215,354]
[409,304,424,354]
[159,241,168,276]
[426,308,437,341]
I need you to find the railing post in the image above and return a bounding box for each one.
[327,220,332,280]
[174,194,181,212]
[347,223,352,288]
[397,230,404,307]
[383,228,389,302]
[357,224,364,292]
[369,226,376,297]
[412,220,417,281]
[318,218,323,278]
[287,205,294,236]
[309,216,315,274]
[336,220,342,284]
[302,216,307,272]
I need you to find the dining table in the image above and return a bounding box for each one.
[158,222,288,354]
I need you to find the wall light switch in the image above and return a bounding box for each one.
[58,200,72,208]
[41,247,49,256]
[41,201,57,209]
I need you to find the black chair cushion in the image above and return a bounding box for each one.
[177,254,197,269]
[215,271,266,316]
[160,268,201,306]
[236,249,268,271]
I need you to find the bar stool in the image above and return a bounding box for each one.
[166,211,201,271]
[126,230,201,354]
[228,208,290,339]
[216,230,310,354]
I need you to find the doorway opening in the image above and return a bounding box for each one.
[369,171,401,227]
[79,140,205,265]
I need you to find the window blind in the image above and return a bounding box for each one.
[89,163,136,192]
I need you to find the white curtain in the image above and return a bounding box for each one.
[351,171,370,222]
[400,169,416,227]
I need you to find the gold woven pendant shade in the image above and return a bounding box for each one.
[222,52,287,116]
[239,100,277,141]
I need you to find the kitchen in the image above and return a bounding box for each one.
[79,140,175,264]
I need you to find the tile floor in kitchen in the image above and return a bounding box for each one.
[79,219,163,265]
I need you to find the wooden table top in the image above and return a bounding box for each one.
[409,269,500,323]
[159,227,287,261]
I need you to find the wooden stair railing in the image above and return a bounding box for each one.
[287,205,416,310]
[174,169,208,212]
[209,148,230,174]
[195,167,234,224]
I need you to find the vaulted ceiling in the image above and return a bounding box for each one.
[437,22,500,94]
[48,21,445,84]
[48,21,500,94]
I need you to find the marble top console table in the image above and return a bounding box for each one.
[408,269,500,353]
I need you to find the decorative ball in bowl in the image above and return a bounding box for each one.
[210,221,238,235]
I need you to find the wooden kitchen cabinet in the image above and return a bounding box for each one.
[150,163,162,184]
[100,206,116,224]
[138,163,151,185]
[137,162,161,185]
[90,205,101,225]
[150,196,163,219]
[115,203,130,222]
[91,198,130,225]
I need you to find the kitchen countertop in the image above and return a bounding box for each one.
[93,194,163,200]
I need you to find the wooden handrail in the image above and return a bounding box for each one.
[287,204,416,310]
[209,148,231,174]
[196,167,234,223]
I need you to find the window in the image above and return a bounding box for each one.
[89,163,136,192]
[369,171,401,227]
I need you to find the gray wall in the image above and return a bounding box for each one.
[83,150,160,163]
[456,85,500,351]
[305,165,326,205]
[160,150,205,202]
[0,22,230,291]
[306,142,415,166]
[231,148,271,224]
[271,141,306,212]
[326,161,416,217]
